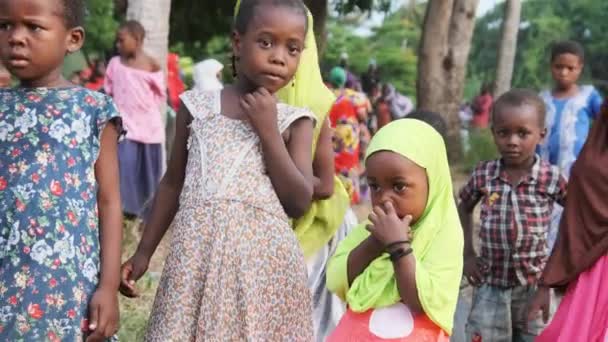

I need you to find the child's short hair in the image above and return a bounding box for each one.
[120,20,146,41]
[406,110,448,140]
[491,89,546,127]
[551,40,585,63]
[61,0,86,28]
[234,0,308,34]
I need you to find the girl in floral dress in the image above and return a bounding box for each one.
[0,0,123,341]
[120,0,316,340]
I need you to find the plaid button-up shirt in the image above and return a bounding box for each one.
[459,157,567,287]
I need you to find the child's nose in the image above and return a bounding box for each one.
[269,48,286,66]
[8,28,26,47]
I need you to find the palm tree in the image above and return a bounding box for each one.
[417,0,480,160]
[494,0,522,97]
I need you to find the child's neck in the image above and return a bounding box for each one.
[19,68,71,88]
[121,49,144,63]
[233,77,268,96]
[502,155,536,185]
[553,83,579,99]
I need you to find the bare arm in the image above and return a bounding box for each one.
[346,234,384,284]
[458,200,477,257]
[135,103,190,259]
[88,122,122,340]
[393,253,423,314]
[240,88,314,218]
[95,123,123,291]
[259,117,314,218]
[349,204,422,313]
[312,117,335,200]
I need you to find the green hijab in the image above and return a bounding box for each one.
[326,119,464,334]
[234,0,349,259]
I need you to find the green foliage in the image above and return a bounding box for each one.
[463,129,499,172]
[468,0,608,95]
[169,0,234,60]
[83,0,119,57]
[334,0,392,14]
[322,8,420,96]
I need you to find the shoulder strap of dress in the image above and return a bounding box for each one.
[179,89,219,120]
[277,103,317,133]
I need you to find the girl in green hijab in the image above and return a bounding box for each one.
[326,119,464,341]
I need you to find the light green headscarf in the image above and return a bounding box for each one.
[234,0,350,259]
[326,119,464,334]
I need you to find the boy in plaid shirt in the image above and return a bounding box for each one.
[459,89,567,342]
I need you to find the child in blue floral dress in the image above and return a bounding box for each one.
[0,0,123,341]
[538,41,603,249]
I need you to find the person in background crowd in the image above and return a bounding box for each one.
[471,83,493,129]
[167,52,185,112]
[0,61,10,87]
[193,58,224,92]
[328,66,370,204]
[339,52,360,90]
[538,40,603,250]
[69,71,82,85]
[382,83,413,120]
[83,58,106,92]
[273,7,357,340]
[361,59,380,98]
[104,20,166,221]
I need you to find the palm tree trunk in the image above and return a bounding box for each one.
[417,0,479,161]
[494,0,522,98]
[126,0,172,70]
[304,0,328,53]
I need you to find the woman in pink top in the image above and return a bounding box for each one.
[105,20,166,219]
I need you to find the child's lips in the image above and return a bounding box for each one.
[7,54,29,68]
[503,151,521,158]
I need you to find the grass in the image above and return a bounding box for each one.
[117,220,164,342]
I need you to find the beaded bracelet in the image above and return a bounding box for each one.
[385,240,411,252]
[389,247,413,262]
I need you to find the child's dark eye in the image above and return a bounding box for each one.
[369,183,380,192]
[518,131,530,138]
[288,45,302,56]
[0,22,11,31]
[258,39,272,49]
[393,183,407,192]
[27,24,42,32]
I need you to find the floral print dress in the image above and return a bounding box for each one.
[144,90,314,341]
[0,87,120,341]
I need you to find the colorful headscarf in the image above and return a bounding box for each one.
[234,0,349,259]
[326,119,464,334]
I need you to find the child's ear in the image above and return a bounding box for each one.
[231,30,242,59]
[66,27,85,54]
[539,127,547,141]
